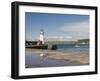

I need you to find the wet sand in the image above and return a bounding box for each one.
[25,48,89,68]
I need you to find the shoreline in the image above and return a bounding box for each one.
[26,48,89,65]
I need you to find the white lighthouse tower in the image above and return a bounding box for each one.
[39,29,44,44]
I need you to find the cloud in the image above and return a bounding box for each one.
[59,20,89,39]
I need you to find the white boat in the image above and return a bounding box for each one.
[74,45,80,47]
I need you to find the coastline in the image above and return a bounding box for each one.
[26,48,89,66]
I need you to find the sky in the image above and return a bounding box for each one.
[25,12,89,41]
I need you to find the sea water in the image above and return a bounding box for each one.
[57,44,89,54]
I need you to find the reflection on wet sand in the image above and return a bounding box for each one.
[25,48,89,68]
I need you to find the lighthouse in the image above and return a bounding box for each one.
[39,29,44,44]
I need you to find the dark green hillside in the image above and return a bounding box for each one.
[77,39,89,44]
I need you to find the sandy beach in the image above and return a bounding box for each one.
[25,48,89,68]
